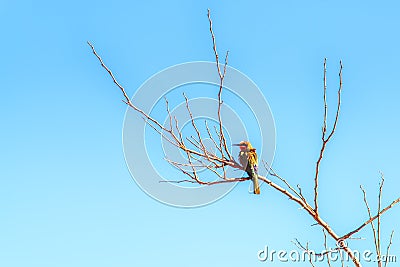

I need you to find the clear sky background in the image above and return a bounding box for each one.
[1,1,400,266]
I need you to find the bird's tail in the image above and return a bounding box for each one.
[252,174,260,195]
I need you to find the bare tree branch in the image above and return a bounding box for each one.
[314,59,343,214]
[207,8,232,162]
[341,195,400,241]
[88,39,364,267]
[361,185,380,266]
[377,174,385,267]
[88,10,400,267]
[383,230,394,267]
[377,173,385,261]
[262,160,309,207]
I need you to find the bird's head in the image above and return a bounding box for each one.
[233,141,254,151]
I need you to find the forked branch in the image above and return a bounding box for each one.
[314,59,343,214]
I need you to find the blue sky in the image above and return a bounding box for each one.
[1,0,400,266]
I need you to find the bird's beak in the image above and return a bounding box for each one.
[232,144,242,146]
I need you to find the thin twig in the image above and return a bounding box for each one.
[377,172,385,267]
[205,120,223,154]
[323,58,328,136]
[183,93,208,156]
[360,185,380,265]
[88,41,168,132]
[164,97,173,132]
[159,179,196,184]
[262,160,309,208]
[383,230,394,267]
[296,184,307,204]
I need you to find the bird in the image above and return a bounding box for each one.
[233,141,260,194]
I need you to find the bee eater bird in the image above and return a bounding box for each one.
[233,141,260,194]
